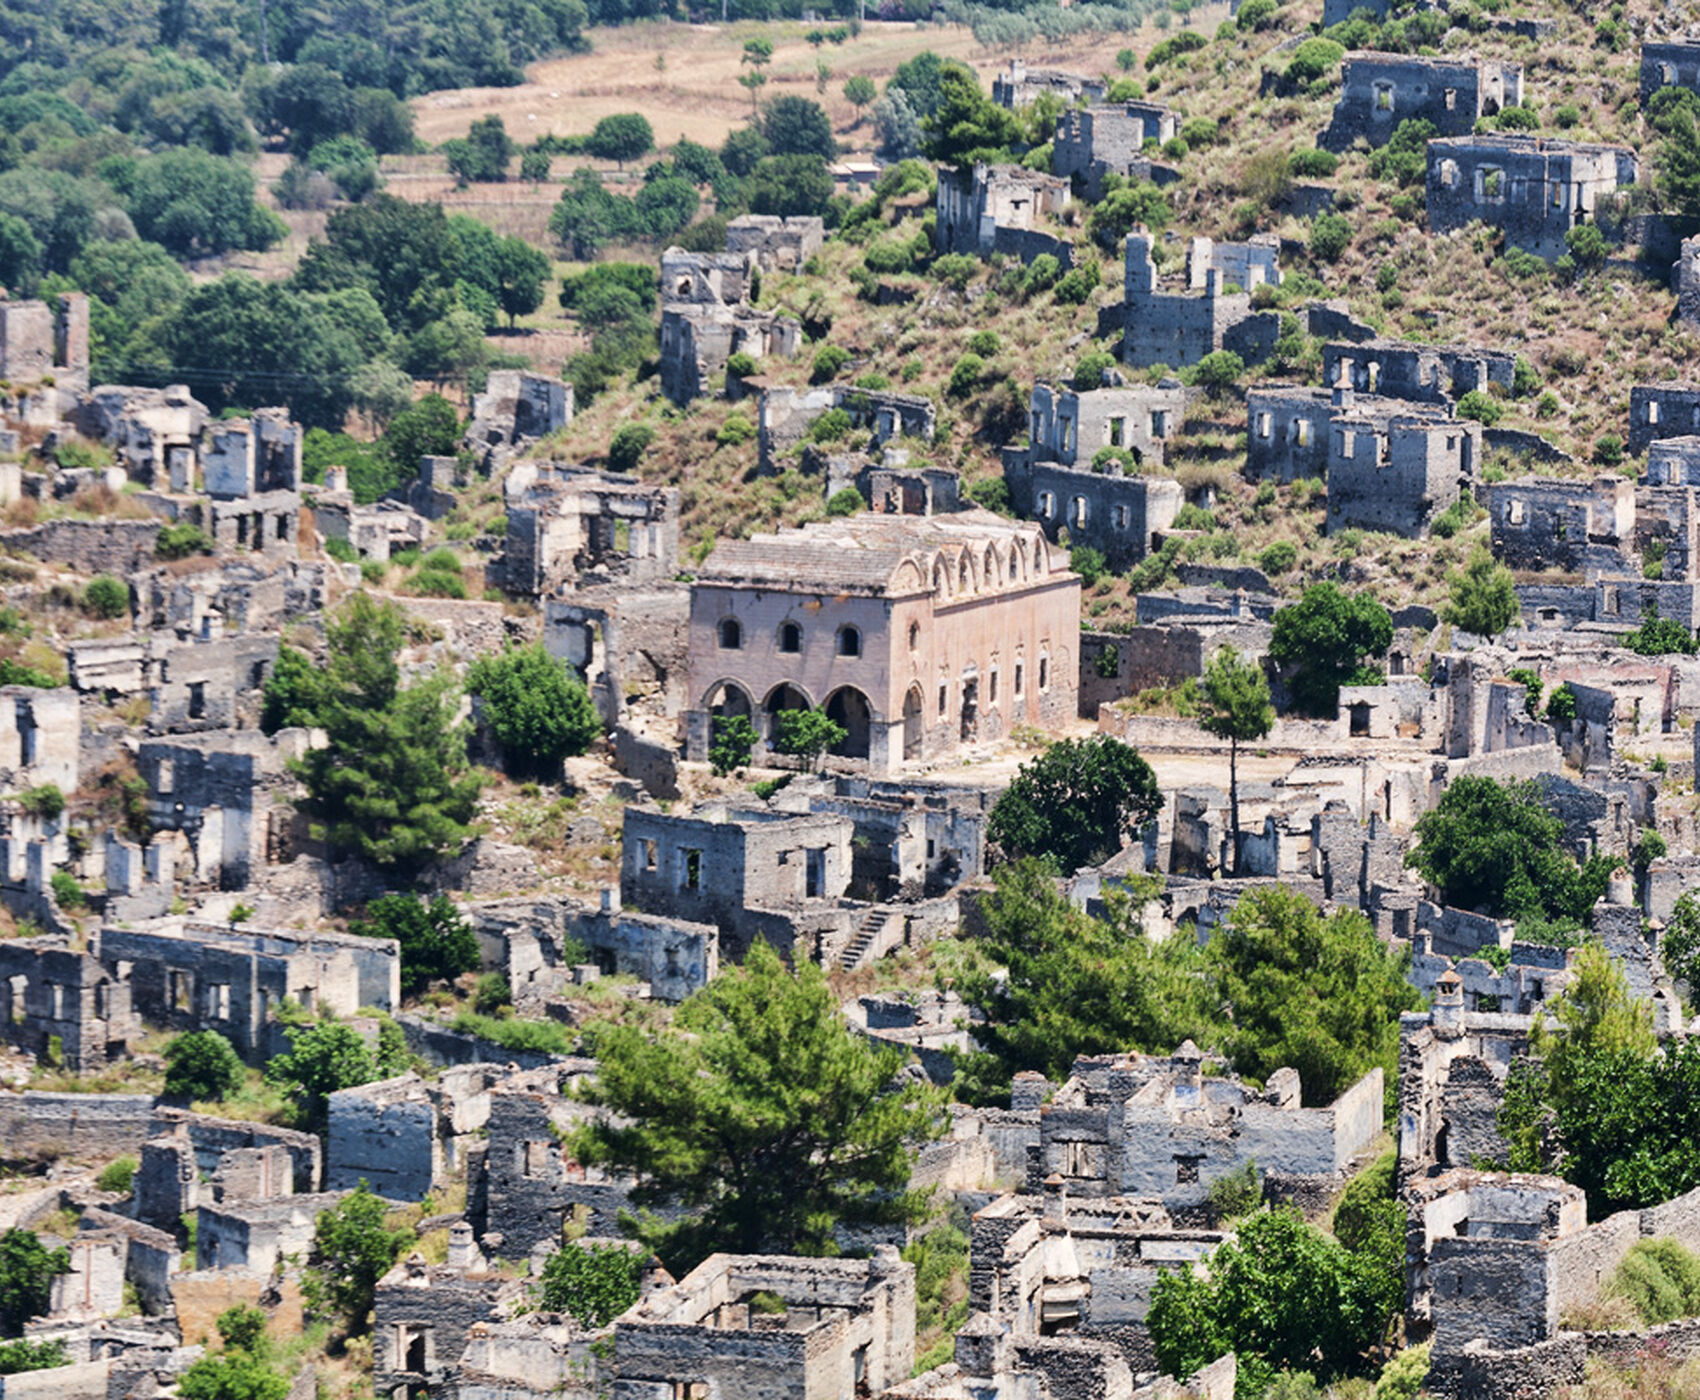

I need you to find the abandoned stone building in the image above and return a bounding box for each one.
[1020,379,1191,473]
[1322,53,1522,151]
[1426,135,1638,259]
[1245,386,1335,481]
[968,1188,1224,1369]
[1053,102,1180,198]
[683,512,1080,772]
[543,586,689,730]
[824,452,961,519]
[757,384,937,472]
[935,163,1073,264]
[991,59,1105,109]
[659,247,802,404]
[0,291,89,397]
[73,384,208,489]
[495,462,680,598]
[1640,39,1700,104]
[464,371,573,473]
[0,936,131,1070]
[372,1243,524,1400]
[1485,475,1636,574]
[1028,1045,1384,1212]
[1322,338,1517,403]
[1628,382,1700,456]
[136,729,302,890]
[1122,231,1283,370]
[1324,400,1478,538]
[179,409,305,555]
[195,1189,349,1273]
[467,1061,648,1253]
[1675,233,1700,330]
[0,684,80,792]
[612,1251,916,1400]
[1006,456,1184,572]
[724,213,826,271]
[96,919,399,1060]
[326,1065,503,1200]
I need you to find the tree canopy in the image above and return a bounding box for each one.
[467,643,602,777]
[987,735,1160,872]
[1406,776,1613,937]
[288,593,483,874]
[1269,582,1394,717]
[922,66,1023,167]
[164,1029,245,1102]
[303,1184,413,1331]
[1198,646,1274,876]
[760,96,836,159]
[573,941,943,1273]
[0,1229,69,1335]
[350,894,481,998]
[1443,546,1520,638]
[534,1241,646,1327]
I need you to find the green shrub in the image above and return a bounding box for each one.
[1146,29,1208,68]
[96,1157,137,1194]
[1610,1239,1700,1324]
[323,536,358,563]
[1237,0,1277,26]
[1289,148,1339,178]
[1455,391,1502,426]
[968,476,1011,514]
[451,1011,575,1055]
[863,239,913,275]
[1595,433,1625,466]
[1310,211,1352,263]
[81,576,129,619]
[155,522,213,559]
[1553,104,1582,129]
[1074,351,1117,391]
[1070,546,1108,586]
[948,354,985,397]
[809,408,853,442]
[1258,540,1297,575]
[1180,117,1218,147]
[826,487,864,517]
[716,414,755,447]
[473,973,512,1016]
[1545,682,1578,722]
[931,253,978,289]
[968,329,1000,357]
[608,423,654,473]
[49,870,85,909]
[1193,350,1245,394]
[1021,254,1061,295]
[18,784,64,821]
[811,345,851,383]
[1173,503,1217,531]
[1512,356,1540,397]
[1054,266,1099,304]
[725,351,757,378]
[1496,103,1540,131]
[1285,37,1344,86]
[164,1030,246,1101]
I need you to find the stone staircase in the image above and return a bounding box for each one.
[839,907,903,970]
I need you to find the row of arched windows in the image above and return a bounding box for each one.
[718,617,862,657]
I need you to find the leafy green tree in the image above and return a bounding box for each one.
[1310,210,1352,263]
[1207,887,1419,1106]
[124,149,286,259]
[259,645,326,734]
[775,707,847,771]
[304,1184,413,1330]
[746,154,835,220]
[485,236,549,328]
[760,96,835,159]
[535,1241,646,1326]
[0,1229,69,1334]
[290,594,482,874]
[520,147,552,182]
[307,135,380,202]
[1148,1208,1400,1396]
[949,860,1212,1097]
[709,713,759,777]
[164,1030,245,1102]
[0,1339,68,1375]
[923,66,1023,167]
[82,576,129,620]
[469,643,601,776]
[738,38,772,111]
[0,213,42,295]
[1648,87,1700,219]
[1610,1240,1700,1324]
[1663,892,1700,992]
[889,51,955,119]
[178,1347,288,1400]
[587,113,654,168]
[844,75,876,120]
[1198,647,1274,875]
[1366,117,1436,186]
[1407,776,1614,934]
[351,894,480,998]
[1085,179,1172,248]
[1625,601,1699,656]
[871,90,923,162]
[1444,546,1519,638]
[573,941,943,1273]
[446,114,514,183]
[1269,582,1393,717]
[987,735,1160,872]
[266,1022,383,1125]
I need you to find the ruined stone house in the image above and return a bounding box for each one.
[1639,40,1700,105]
[1628,382,1700,457]
[1322,52,1521,151]
[1122,231,1283,370]
[725,214,826,271]
[992,59,1106,108]
[683,512,1080,772]
[191,408,304,555]
[612,1251,916,1400]
[1030,1045,1384,1213]
[195,1190,350,1273]
[1023,379,1191,474]
[373,1243,524,1400]
[1006,455,1183,574]
[494,462,679,599]
[0,936,132,1070]
[1053,103,1180,198]
[1426,135,1638,260]
[1322,337,1516,403]
[542,585,690,730]
[326,1065,503,1200]
[0,685,79,792]
[1324,399,1478,538]
[464,370,573,473]
[935,163,1073,265]
[96,918,399,1061]
[0,291,89,414]
[757,384,937,473]
[658,247,801,405]
[72,385,207,489]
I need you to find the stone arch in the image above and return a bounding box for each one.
[933,557,950,597]
[717,616,743,649]
[824,686,873,760]
[763,682,813,745]
[903,684,924,761]
[983,544,999,589]
[702,679,755,719]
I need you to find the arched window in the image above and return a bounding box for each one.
[779,622,802,654]
[718,618,742,650]
[908,621,920,651]
[838,626,862,658]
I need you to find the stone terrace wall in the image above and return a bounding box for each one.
[0,519,161,575]
[0,1091,155,1162]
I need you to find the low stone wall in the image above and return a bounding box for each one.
[1431,1334,1585,1400]
[0,519,161,576]
[1583,1316,1700,1365]
[613,726,679,801]
[395,1011,567,1071]
[1097,709,1339,754]
[0,1091,156,1163]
